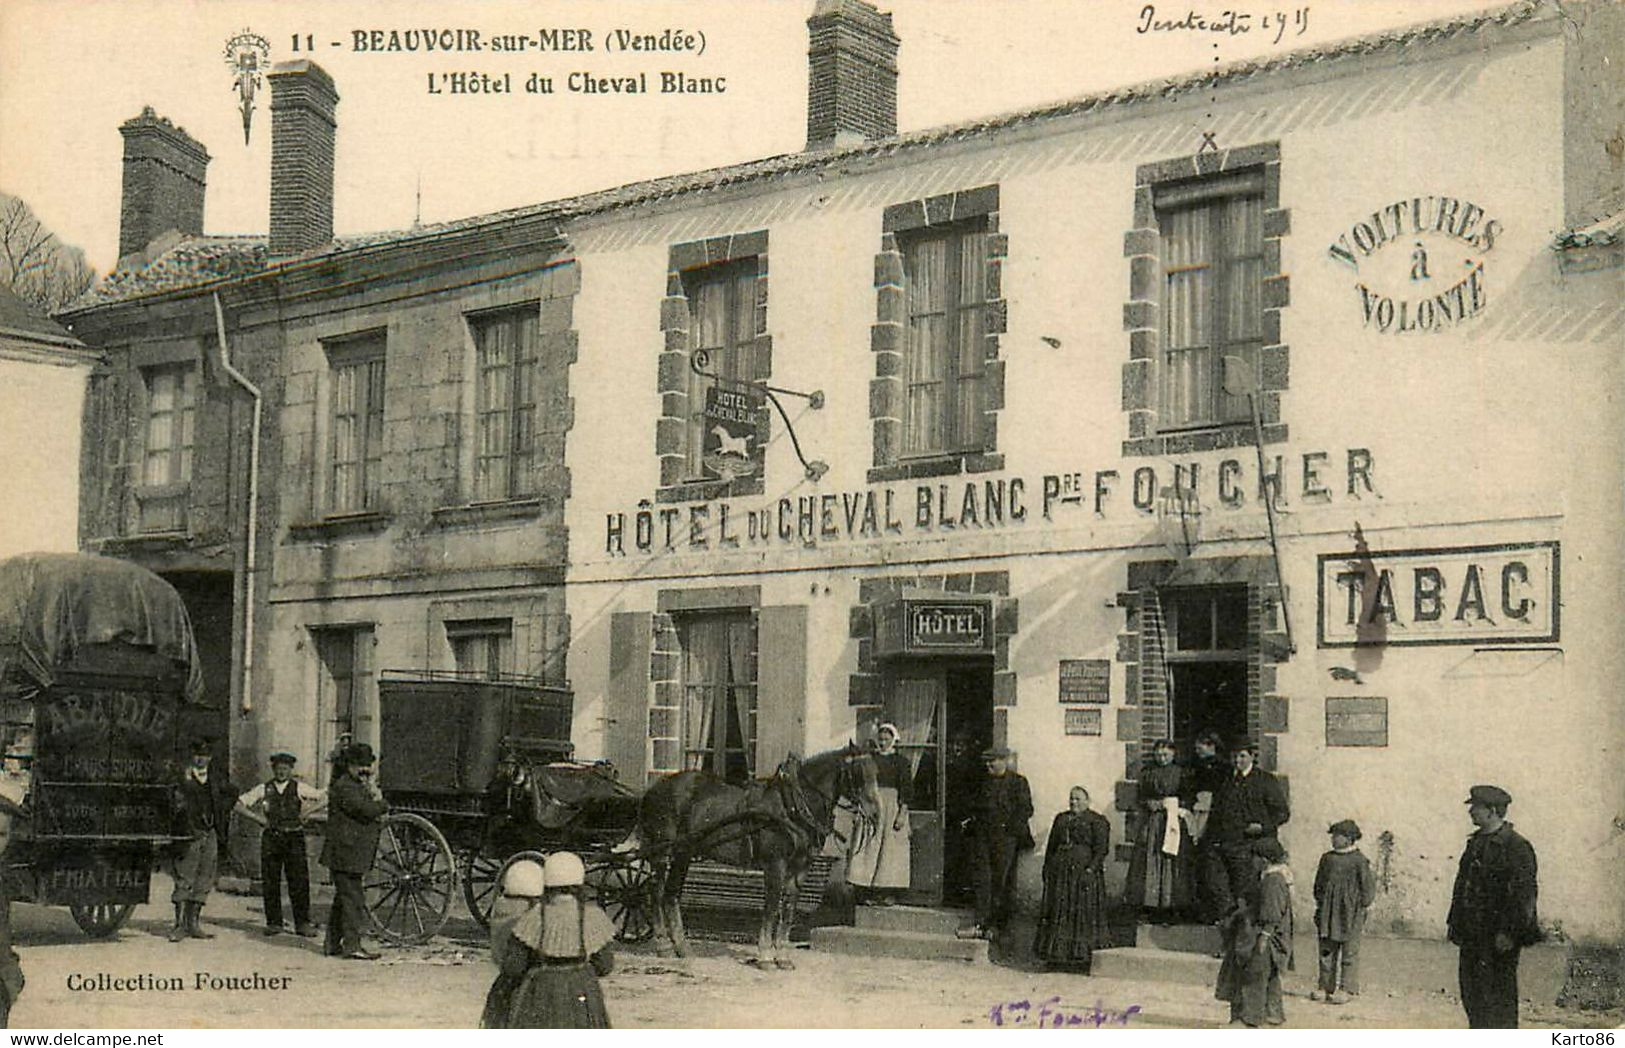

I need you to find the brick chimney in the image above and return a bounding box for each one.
[118,108,209,261]
[268,60,339,257]
[806,0,899,150]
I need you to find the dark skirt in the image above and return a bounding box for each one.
[504,960,611,1029]
[1033,855,1108,969]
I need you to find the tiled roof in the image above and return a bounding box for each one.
[1555,210,1625,249]
[72,0,1548,311]
[0,284,81,345]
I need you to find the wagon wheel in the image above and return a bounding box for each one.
[586,856,655,944]
[70,902,134,938]
[460,851,505,929]
[362,812,456,946]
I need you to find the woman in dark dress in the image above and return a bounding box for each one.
[1125,739,1193,921]
[1033,786,1111,972]
[497,851,615,1028]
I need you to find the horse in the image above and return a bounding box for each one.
[633,743,880,969]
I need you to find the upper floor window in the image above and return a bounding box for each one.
[470,306,539,502]
[142,364,197,487]
[326,334,386,514]
[137,363,198,533]
[1157,173,1263,430]
[901,222,989,457]
[683,260,759,482]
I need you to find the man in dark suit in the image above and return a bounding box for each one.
[957,747,1033,941]
[168,738,236,942]
[1448,784,1540,1028]
[1203,738,1289,920]
[320,742,388,960]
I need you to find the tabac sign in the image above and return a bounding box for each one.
[874,597,993,658]
[1317,542,1558,647]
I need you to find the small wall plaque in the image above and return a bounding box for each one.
[1064,708,1103,736]
[1059,658,1111,704]
[1326,696,1388,747]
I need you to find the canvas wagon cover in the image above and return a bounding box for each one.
[0,553,205,703]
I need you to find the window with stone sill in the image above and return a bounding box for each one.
[1156,173,1264,432]
[325,333,387,515]
[899,221,990,459]
[870,184,1004,484]
[468,305,540,503]
[682,260,759,483]
[446,618,514,680]
[137,363,197,533]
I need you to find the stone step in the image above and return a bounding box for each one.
[809,925,990,964]
[853,905,969,936]
[1134,922,1223,954]
[1092,946,1222,985]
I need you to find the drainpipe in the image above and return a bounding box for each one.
[212,292,261,715]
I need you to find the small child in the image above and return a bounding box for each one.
[480,858,545,1029]
[501,851,616,1028]
[1311,819,1377,1005]
[1215,839,1293,1027]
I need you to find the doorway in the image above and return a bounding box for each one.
[881,662,992,907]
[1163,586,1251,755]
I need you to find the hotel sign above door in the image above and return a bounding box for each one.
[874,597,993,658]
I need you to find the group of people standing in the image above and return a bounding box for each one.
[163,738,390,961]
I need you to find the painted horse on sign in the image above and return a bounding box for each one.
[633,744,879,969]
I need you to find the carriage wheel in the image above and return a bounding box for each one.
[362,812,456,946]
[70,902,134,938]
[586,857,655,944]
[460,852,504,929]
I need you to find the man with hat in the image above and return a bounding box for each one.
[168,738,237,942]
[236,750,327,937]
[1447,785,1540,1028]
[320,741,389,960]
[1202,738,1289,921]
[956,746,1033,941]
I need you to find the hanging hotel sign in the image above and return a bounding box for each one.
[1327,196,1501,334]
[1317,541,1558,647]
[701,386,761,480]
[874,597,993,658]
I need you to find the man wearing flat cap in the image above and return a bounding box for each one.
[957,747,1033,941]
[1447,785,1540,1028]
[237,751,327,937]
[320,742,389,960]
[168,738,237,942]
[1203,738,1289,921]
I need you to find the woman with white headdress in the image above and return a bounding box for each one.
[846,722,913,906]
[497,851,616,1028]
[480,858,545,1029]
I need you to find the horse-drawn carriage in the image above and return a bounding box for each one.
[0,553,207,938]
[362,669,883,967]
[360,671,654,945]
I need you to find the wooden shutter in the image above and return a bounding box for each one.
[606,612,652,786]
[754,605,807,774]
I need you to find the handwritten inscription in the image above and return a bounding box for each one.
[988,996,1142,1028]
[1136,5,1309,44]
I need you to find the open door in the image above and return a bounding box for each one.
[884,664,993,907]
